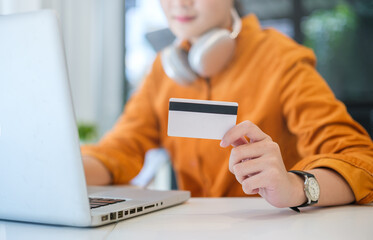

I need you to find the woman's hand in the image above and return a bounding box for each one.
[83,155,112,186]
[220,120,306,208]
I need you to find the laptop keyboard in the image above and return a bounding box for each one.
[89,198,126,209]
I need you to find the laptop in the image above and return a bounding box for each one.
[0,10,190,227]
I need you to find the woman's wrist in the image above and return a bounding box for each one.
[287,172,307,207]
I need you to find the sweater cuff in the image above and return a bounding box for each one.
[81,145,142,184]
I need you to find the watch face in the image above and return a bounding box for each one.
[307,178,320,201]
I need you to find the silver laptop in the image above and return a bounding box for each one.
[0,10,190,227]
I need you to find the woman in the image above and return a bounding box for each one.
[82,0,373,210]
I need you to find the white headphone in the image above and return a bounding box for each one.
[161,9,242,85]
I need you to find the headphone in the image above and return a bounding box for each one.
[161,9,242,85]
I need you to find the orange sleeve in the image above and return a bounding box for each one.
[81,61,161,184]
[279,55,373,204]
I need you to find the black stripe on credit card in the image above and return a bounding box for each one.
[169,102,238,115]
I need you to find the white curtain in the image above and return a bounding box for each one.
[0,0,126,137]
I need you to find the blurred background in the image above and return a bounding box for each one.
[1,0,372,188]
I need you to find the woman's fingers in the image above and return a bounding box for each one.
[231,136,248,148]
[231,158,264,184]
[241,173,266,195]
[228,139,276,173]
[220,120,271,148]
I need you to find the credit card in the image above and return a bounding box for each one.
[167,98,238,140]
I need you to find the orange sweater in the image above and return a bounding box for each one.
[82,15,373,203]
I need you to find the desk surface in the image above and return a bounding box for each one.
[1,198,372,240]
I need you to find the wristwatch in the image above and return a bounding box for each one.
[289,170,320,212]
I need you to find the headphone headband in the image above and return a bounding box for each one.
[230,8,242,39]
[161,8,242,85]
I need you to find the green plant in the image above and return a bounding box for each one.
[303,4,357,65]
[78,122,98,142]
[302,3,373,103]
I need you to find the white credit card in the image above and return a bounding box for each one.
[167,98,238,140]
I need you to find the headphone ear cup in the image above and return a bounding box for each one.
[161,45,198,85]
[189,29,236,77]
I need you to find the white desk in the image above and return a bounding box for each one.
[1,198,372,240]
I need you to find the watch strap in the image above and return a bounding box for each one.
[290,201,311,213]
[289,170,314,179]
[289,170,318,212]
